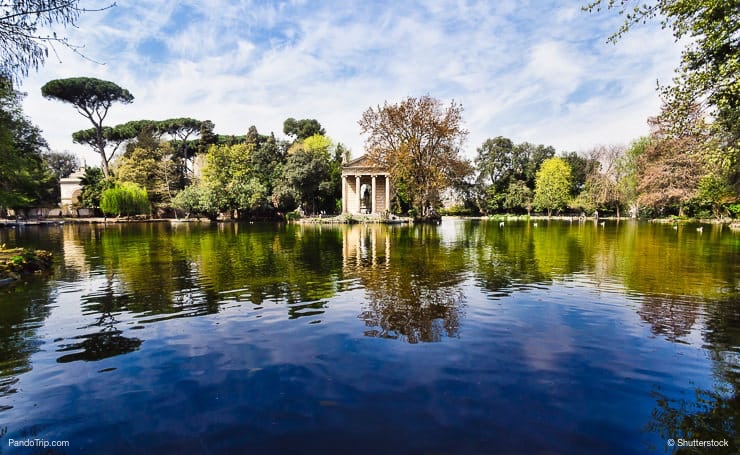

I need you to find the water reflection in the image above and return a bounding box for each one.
[343,224,465,343]
[645,295,740,452]
[0,220,738,451]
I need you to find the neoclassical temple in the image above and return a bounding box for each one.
[341,155,391,215]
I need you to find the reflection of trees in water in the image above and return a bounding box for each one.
[63,223,347,334]
[645,295,740,451]
[636,294,700,343]
[56,329,142,363]
[56,275,142,363]
[360,280,463,343]
[347,224,465,343]
[0,282,54,407]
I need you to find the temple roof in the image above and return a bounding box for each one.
[342,155,388,175]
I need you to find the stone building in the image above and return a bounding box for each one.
[59,168,85,215]
[341,155,391,215]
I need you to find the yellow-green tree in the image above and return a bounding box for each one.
[533,157,572,217]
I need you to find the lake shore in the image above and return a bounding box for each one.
[1,214,738,228]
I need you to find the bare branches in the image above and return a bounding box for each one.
[0,1,116,82]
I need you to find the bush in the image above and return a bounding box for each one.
[727,203,740,218]
[100,183,149,216]
[438,205,475,216]
[285,211,302,221]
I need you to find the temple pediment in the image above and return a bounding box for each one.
[342,155,386,175]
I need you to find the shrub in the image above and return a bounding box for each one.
[285,211,302,221]
[438,205,475,216]
[100,182,149,216]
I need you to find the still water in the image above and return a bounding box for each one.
[0,219,738,454]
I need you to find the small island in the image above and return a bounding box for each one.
[0,248,53,285]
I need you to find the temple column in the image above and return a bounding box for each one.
[371,175,377,214]
[355,176,361,214]
[342,175,347,213]
[384,174,390,213]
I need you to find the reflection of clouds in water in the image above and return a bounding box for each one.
[518,305,575,372]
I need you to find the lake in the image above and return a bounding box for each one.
[1,219,738,454]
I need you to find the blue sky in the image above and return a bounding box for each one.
[20,0,682,164]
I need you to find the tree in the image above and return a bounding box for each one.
[503,179,533,215]
[78,167,109,208]
[41,77,134,178]
[516,142,556,188]
[0,1,113,82]
[281,146,332,214]
[156,117,204,181]
[637,106,708,216]
[533,157,572,217]
[171,185,219,221]
[475,136,513,191]
[694,174,734,219]
[115,144,179,206]
[359,95,471,218]
[587,0,740,198]
[283,118,325,141]
[0,78,56,210]
[585,1,739,127]
[617,137,650,217]
[578,145,628,217]
[43,150,79,179]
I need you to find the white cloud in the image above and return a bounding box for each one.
[19,0,683,165]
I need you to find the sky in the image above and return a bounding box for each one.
[19,0,683,165]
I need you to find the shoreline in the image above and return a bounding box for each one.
[1,215,738,227]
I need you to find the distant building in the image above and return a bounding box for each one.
[341,155,391,215]
[59,168,85,214]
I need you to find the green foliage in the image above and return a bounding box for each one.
[78,167,110,208]
[41,77,134,110]
[562,151,599,197]
[171,184,220,220]
[283,118,325,140]
[281,146,332,214]
[285,211,302,221]
[474,136,556,214]
[115,144,179,205]
[99,183,149,217]
[43,151,79,179]
[533,157,572,216]
[0,79,57,209]
[302,133,333,159]
[503,180,533,214]
[693,174,735,219]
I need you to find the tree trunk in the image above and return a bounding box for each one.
[678,205,685,217]
[616,204,620,220]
